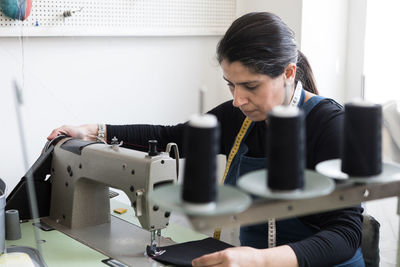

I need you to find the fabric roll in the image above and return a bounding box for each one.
[182,114,220,204]
[341,102,382,176]
[267,106,305,190]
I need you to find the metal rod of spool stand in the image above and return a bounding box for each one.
[397,196,400,266]
[199,86,207,115]
[361,75,366,100]
[13,81,45,257]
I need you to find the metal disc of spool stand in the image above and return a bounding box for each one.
[238,169,335,200]
[316,159,400,183]
[148,184,251,216]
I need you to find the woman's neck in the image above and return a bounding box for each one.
[304,91,316,103]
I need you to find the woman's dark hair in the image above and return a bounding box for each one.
[217,12,318,94]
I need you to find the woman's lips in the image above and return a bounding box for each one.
[242,110,254,116]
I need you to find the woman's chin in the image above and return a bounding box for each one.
[244,113,266,121]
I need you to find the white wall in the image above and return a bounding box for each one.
[363,0,400,103]
[236,0,303,46]
[301,0,349,102]
[0,36,230,193]
[345,0,367,101]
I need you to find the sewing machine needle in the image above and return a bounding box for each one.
[149,230,166,257]
[157,229,161,247]
[150,230,157,254]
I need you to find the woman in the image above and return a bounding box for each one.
[48,12,364,267]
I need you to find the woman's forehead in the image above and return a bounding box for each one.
[221,60,272,82]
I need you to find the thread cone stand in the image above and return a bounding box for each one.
[316,159,400,183]
[148,184,251,216]
[238,170,335,199]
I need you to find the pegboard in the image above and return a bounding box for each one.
[0,0,236,36]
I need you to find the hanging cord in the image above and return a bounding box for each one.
[18,8,25,94]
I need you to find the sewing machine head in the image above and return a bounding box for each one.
[48,137,178,232]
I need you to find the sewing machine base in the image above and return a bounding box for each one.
[41,215,175,266]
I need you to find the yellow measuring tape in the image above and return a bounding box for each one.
[213,116,253,240]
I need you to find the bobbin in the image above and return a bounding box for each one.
[341,101,382,176]
[181,113,219,212]
[150,112,251,216]
[267,105,305,192]
[315,101,400,183]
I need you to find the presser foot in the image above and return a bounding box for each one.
[147,230,166,257]
[148,247,166,257]
[146,242,166,257]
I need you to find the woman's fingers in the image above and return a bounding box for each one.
[47,125,76,140]
[47,128,64,140]
[47,124,98,141]
[192,251,224,266]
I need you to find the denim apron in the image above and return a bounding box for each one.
[224,90,365,267]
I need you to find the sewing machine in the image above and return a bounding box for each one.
[7,136,179,266]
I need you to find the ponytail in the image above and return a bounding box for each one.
[296,50,319,95]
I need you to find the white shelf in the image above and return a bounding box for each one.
[0,0,236,36]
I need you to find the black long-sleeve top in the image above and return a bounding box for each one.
[106,99,363,267]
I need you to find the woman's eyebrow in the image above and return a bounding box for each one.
[223,76,259,85]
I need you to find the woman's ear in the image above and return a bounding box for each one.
[284,64,297,81]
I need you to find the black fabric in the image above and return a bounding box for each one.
[147,237,233,267]
[6,141,55,220]
[107,99,363,266]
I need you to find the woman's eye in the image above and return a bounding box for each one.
[227,83,234,89]
[245,85,258,90]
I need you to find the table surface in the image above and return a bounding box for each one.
[5,200,207,267]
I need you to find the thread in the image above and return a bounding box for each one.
[267,106,305,191]
[341,101,382,176]
[182,114,220,211]
[0,0,32,21]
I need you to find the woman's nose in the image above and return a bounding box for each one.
[232,88,248,107]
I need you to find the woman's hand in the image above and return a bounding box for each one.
[192,245,298,267]
[192,247,264,267]
[47,124,99,141]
